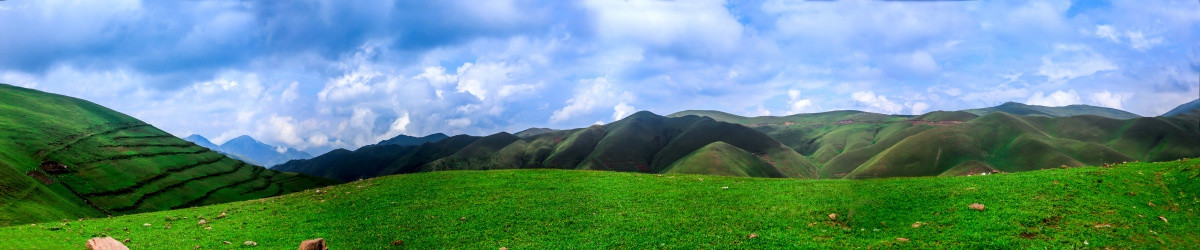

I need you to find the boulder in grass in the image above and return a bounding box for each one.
[969,203,986,211]
[299,238,328,250]
[86,237,129,250]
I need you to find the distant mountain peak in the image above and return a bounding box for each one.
[184,134,212,143]
[226,135,259,144]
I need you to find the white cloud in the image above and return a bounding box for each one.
[851,91,902,114]
[1026,90,1081,107]
[264,115,303,146]
[909,102,931,115]
[551,77,635,123]
[447,118,472,127]
[1094,25,1119,42]
[280,81,300,103]
[1126,31,1163,51]
[896,51,940,76]
[1089,91,1131,109]
[584,0,743,55]
[1037,44,1117,83]
[785,89,813,114]
[612,102,635,121]
[375,112,411,142]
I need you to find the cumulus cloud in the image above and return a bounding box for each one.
[1089,90,1132,109]
[1026,90,1081,107]
[851,91,902,114]
[551,77,635,123]
[909,102,932,115]
[612,102,635,121]
[1,0,1194,151]
[786,89,813,114]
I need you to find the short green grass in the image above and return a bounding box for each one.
[3,159,1196,248]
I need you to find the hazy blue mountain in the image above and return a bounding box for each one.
[964,102,1140,119]
[377,133,450,147]
[183,134,220,149]
[184,134,312,167]
[1162,99,1200,117]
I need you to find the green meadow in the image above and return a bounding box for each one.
[2,159,1196,248]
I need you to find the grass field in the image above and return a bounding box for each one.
[2,159,1196,248]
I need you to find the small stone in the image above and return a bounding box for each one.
[217,212,227,219]
[969,203,986,211]
[499,247,508,250]
[198,219,207,224]
[896,238,910,242]
[460,217,467,221]
[911,222,923,228]
[223,241,231,244]
[299,238,328,250]
[828,213,837,220]
[748,233,758,239]
[243,240,257,246]
[122,238,130,243]
[86,237,129,250]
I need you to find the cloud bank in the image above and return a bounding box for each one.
[1,0,1196,154]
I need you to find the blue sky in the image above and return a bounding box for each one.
[1,0,1197,154]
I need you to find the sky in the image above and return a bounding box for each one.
[1,0,1197,154]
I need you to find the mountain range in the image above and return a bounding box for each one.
[278,99,1200,181]
[182,134,312,167]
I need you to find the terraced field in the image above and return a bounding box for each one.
[0,84,335,226]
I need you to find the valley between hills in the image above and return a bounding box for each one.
[1,83,1198,248]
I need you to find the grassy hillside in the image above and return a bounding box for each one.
[674,108,1199,179]
[419,111,817,178]
[0,84,335,226]
[1,159,1196,248]
[664,141,784,177]
[1162,99,1200,118]
[273,135,480,182]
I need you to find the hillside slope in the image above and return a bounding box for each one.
[3,159,1197,248]
[1162,99,1200,118]
[673,108,1199,179]
[272,135,480,182]
[421,111,817,178]
[0,84,335,226]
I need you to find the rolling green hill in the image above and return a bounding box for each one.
[420,111,817,178]
[672,108,1199,179]
[1162,99,1200,118]
[0,84,335,226]
[281,111,818,180]
[272,135,480,182]
[1,159,1196,248]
